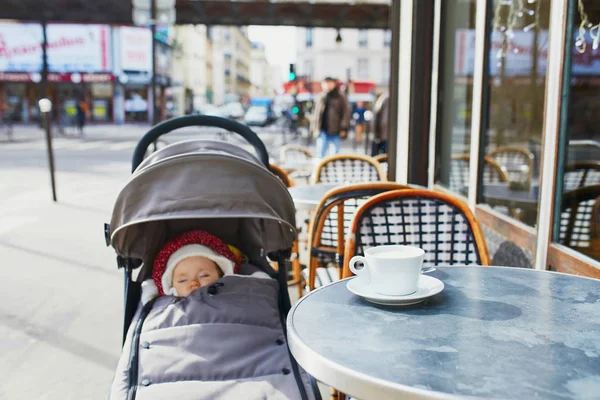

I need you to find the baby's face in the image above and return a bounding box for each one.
[172,256,223,297]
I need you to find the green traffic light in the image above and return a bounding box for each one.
[292,106,299,114]
[289,73,296,81]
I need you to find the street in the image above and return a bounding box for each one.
[0,122,308,399]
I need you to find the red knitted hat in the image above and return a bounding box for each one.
[152,230,240,296]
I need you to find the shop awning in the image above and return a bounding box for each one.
[1,0,391,29]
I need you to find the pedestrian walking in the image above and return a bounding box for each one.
[310,77,351,158]
[76,99,87,136]
[353,101,367,145]
[371,92,389,156]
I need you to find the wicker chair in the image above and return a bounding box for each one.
[304,182,410,292]
[487,147,534,184]
[314,154,386,184]
[449,154,509,194]
[558,185,600,257]
[269,164,294,188]
[279,144,313,163]
[342,189,490,279]
[269,164,302,297]
[563,162,600,191]
[374,153,388,178]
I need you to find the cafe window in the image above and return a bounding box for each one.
[433,0,477,194]
[306,28,313,48]
[358,29,368,48]
[477,0,551,228]
[553,0,600,262]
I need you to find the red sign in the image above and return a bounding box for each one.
[350,81,376,94]
[47,72,114,83]
[0,72,114,83]
[0,72,36,82]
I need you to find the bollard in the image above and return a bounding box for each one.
[39,98,57,202]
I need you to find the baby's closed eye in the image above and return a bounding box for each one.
[177,278,188,283]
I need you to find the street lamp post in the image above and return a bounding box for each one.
[39,98,57,202]
[132,0,176,126]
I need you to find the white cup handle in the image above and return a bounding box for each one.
[349,256,368,276]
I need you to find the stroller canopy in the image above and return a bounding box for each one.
[109,139,297,279]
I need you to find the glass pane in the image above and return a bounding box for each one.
[434,0,477,193]
[555,0,600,262]
[479,0,551,227]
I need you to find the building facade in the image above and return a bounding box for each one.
[250,43,271,97]
[211,26,252,104]
[296,27,391,93]
[0,21,173,124]
[170,25,211,116]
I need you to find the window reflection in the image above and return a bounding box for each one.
[434,0,476,192]
[556,0,600,262]
[479,0,551,227]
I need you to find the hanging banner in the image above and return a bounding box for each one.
[46,24,112,72]
[0,23,44,72]
[119,26,153,72]
[0,23,112,74]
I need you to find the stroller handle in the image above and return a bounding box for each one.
[131,115,270,173]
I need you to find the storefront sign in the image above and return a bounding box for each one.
[119,27,153,72]
[0,23,44,72]
[0,72,39,82]
[48,72,115,83]
[0,23,112,74]
[119,72,152,85]
[47,24,112,73]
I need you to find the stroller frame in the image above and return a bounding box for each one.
[107,115,321,400]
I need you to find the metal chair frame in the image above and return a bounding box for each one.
[307,183,410,291]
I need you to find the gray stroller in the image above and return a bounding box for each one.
[104,115,320,400]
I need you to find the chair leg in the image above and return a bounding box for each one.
[292,240,303,298]
[309,256,320,292]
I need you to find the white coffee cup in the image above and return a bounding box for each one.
[349,245,425,296]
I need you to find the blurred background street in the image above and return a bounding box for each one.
[1,0,600,398]
[0,122,357,399]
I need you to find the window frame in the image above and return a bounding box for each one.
[427,0,600,276]
[306,28,313,48]
[358,29,368,48]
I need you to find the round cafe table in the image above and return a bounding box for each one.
[287,183,339,211]
[280,159,319,172]
[287,266,600,400]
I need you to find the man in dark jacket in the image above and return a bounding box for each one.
[371,91,389,156]
[310,77,351,158]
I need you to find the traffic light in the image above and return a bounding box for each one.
[292,105,299,114]
[288,63,296,81]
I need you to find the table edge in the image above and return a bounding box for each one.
[287,278,462,400]
[287,266,600,399]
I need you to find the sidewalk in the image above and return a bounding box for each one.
[0,120,367,399]
[1,122,370,160]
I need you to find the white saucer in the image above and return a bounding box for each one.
[346,275,444,306]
